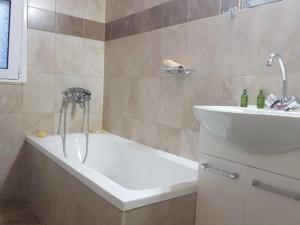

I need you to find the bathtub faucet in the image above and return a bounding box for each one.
[58,87,92,163]
[62,87,91,108]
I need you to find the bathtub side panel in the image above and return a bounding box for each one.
[124,193,197,225]
[23,143,123,225]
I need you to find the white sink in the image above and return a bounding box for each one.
[194,105,300,154]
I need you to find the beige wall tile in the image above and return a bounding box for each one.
[89,113,103,130]
[158,76,184,128]
[180,129,199,161]
[81,76,104,113]
[0,114,24,200]
[134,31,162,77]
[104,40,128,78]
[105,78,125,117]
[56,0,85,18]
[254,2,300,76]
[143,0,170,10]
[186,17,222,77]
[182,75,234,131]
[23,113,55,135]
[124,193,196,225]
[161,23,188,68]
[107,31,161,78]
[85,0,106,23]
[157,124,181,155]
[56,34,83,75]
[28,30,56,73]
[23,72,55,114]
[104,114,123,136]
[83,39,104,77]
[122,117,158,147]
[216,11,261,76]
[106,0,143,22]
[0,114,24,176]
[137,77,160,122]
[28,0,55,11]
[0,84,22,114]
[122,78,140,118]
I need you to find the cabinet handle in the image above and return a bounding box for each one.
[252,180,300,201]
[200,163,239,180]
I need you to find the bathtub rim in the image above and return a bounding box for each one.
[26,133,198,211]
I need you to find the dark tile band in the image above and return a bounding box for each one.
[28,0,251,42]
[105,0,245,41]
[28,7,56,33]
[27,7,105,41]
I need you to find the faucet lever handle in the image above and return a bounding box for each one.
[265,94,280,108]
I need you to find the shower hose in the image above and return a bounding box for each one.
[58,98,90,163]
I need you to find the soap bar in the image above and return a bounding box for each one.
[162,59,184,68]
[36,131,47,138]
[90,129,107,133]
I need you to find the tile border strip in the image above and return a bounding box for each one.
[27,0,266,42]
[27,6,106,41]
[105,0,250,41]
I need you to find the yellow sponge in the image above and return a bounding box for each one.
[36,131,47,138]
[90,129,107,133]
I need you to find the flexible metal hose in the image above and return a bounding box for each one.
[82,101,90,163]
[58,98,90,163]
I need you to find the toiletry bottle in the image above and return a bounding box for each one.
[240,89,248,107]
[257,89,265,109]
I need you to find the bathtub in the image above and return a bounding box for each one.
[26,133,198,212]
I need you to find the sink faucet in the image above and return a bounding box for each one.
[266,53,288,103]
[265,53,300,111]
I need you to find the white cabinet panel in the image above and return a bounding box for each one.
[196,154,247,225]
[244,168,300,225]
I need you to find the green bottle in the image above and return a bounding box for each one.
[257,89,265,109]
[240,89,248,107]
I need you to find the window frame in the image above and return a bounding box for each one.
[0,0,27,83]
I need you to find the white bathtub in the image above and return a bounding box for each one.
[27,133,198,211]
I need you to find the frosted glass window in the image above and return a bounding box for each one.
[0,0,10,69]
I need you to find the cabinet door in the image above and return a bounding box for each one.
[196,154,246,225]
[244,168,300,225]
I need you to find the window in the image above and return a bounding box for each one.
[0,0,27,82]
[0,1,10,69]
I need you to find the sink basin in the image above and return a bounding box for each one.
[194,105,300,154]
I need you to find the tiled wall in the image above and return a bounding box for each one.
[104,0,300,161]
[0,0,105,200]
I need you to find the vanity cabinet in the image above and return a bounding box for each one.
[196,155,246,225]
[244,168,300,225]
[196,154,300,225]
[194,105,300,225]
